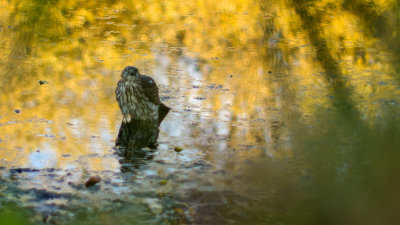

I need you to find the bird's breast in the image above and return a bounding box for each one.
[118,80,159,121]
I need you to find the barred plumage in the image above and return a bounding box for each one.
[115,66,170,124]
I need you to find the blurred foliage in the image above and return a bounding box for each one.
[0,202,32,225]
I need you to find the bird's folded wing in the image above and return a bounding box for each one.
[140,75,170,124]
[140,75,161,105]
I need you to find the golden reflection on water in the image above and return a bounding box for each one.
[0,0,399,173]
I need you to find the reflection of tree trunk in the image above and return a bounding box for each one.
[290,0,358,119]
[342,0,390,38]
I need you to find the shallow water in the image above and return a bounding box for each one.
[1,1,400,224]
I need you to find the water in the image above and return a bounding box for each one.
[1,0,400,224]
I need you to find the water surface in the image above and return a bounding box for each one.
[1,1,400,224]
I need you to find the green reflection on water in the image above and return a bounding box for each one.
[0,0,399,224]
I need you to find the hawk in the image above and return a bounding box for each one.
[115,66,170,124]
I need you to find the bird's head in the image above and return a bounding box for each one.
[121,66,140,79]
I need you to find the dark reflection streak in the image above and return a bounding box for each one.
[342,0,400,77]
[342,0,386,37]
[290,0,358,119]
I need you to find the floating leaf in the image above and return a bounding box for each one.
[38,80,49,85]
[174,147,183,152]
[159,180,168,185]
[174,208,184,214]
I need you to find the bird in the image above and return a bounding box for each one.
[115,66,170,124]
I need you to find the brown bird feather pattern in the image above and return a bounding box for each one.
[115,66,170,124]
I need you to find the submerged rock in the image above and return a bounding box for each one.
[142,198,163,214]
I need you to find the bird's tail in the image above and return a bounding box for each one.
[158,103,170,125]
